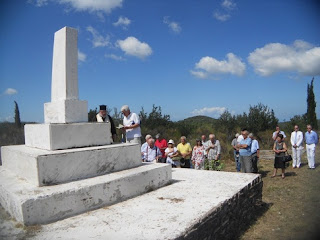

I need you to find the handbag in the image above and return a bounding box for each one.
[283,152,292,162]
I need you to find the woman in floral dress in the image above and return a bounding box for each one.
[191,139,205,170]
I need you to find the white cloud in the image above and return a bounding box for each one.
[163,16,182,34]
[213,11,230,21]
[78,50,86,62]
[4,88,18,95]
[58,0,123,13]
[248,40,320,76]
[86,26,111,48]
[29,0,123,15]
[221,0,236,10]
[105,54,126,61]
[191,53,246,79]
[113,16,131,29]
[191,107,226,118]
[116,37,152,59]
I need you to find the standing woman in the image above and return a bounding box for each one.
[192,139,205,170]
[272,134,287,179]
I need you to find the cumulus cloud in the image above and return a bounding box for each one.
[78,50,86,62]
[29,0,123,14]
[191,107,226,118]
[248,40,320,76]
[4,88,18,95]
[221,0,236,10]
[86,26,111,48]
[213,0,236,22]
[163,16,182,34]
[116,37,152,59]
[105,54,126,61]
[113,16,131,29]
[191,53,246,79]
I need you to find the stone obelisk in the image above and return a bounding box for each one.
[44,27,87,123]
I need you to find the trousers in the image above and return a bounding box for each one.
[306,144,316,168]
[240,155,252,173]
[292,146,302,168]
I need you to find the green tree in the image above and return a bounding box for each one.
[307,77,318,130]
[247,103,278,134]
[88,108,98,122]
[216,110,236,141]
[14,101,21,128]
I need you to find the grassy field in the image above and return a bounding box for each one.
[223,149,320,240]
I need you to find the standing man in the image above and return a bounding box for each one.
[290,125,304,168]
[237,129,252,173]
[96,105,117,142]
[121,105,141,144]
[272,125,286,141]
[231,133,241,172]
[205,134,221,170]
[177,136,192,168]
[249,133,260,173]
[305,124,319,169]
[155,133,168,163]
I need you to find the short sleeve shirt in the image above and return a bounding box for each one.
[239,137,252,156]
[123,112,141,139]
[177,143,192,159]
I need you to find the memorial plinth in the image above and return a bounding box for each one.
[0,26,172,226]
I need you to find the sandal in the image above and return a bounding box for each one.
[271,175,276,178]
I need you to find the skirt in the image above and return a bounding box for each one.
[274,156,286,169]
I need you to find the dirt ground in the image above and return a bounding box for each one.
[224,149,320,240]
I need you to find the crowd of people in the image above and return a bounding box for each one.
[96,104,319,175]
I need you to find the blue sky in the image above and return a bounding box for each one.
[1,0,320,123]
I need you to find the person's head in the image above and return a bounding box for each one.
[241,129,249,138]
[145,134,152,142]
[99,105,107,117]
[276,125,280,131]
[196,139,202,146]
[155,133,162,140]
[235,133,240,138]
[209,134,215,142]
[248,133,254,139]
[201,135,206,141]
[147,138,155,147]
[294,125,299,132]
[276,134,284,143]
[180,136,187,144]
[168,139,175,146]
[121,105,131,117]
[307,124,312,133]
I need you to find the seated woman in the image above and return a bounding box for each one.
[272,134,287,179]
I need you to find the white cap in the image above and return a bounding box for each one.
[168,139,174,144]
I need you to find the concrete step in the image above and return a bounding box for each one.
[1,143,141,186]
[0,163,172,225]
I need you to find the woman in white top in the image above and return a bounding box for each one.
[165,139,179,167]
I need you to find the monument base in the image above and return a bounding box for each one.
[0,169,262,239]
[25,122,112,150]
[1,143,141,186]
[0,163,172,226]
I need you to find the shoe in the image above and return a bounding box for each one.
[282,175,285,179]
[271,175,276,178]
[292,166,296,169]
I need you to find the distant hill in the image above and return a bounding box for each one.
[177,115,217,126]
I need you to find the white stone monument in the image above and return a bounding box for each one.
[0,26,172,225]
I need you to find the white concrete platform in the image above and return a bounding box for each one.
[0,169,262,239]
[24,122,112,150]
[1,143,142,186]
[0,163,172,226]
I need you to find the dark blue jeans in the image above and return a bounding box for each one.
[234,150,241,172]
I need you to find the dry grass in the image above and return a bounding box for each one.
[223,149,320,240]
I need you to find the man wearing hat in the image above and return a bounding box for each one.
[155,133,168,163]
[96,105,117,142]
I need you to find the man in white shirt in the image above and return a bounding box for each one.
[141,138,162,163]
[121,105,142,144]
[290,125,303,168]
[272,125,286,141]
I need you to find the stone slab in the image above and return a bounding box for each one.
[24,122,112,150]
[0,163,172,225]
[44,100,88,124]
[0,169,262,239]
[1,143,141,186]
